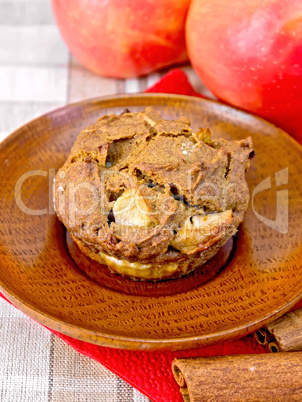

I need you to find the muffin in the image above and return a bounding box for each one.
[53,107,254,281]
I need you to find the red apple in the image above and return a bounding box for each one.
[186,0,302,143]
[52,0,190,78]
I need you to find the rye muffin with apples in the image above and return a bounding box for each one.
[53,107,253,281]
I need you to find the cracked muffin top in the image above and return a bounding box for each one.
[54,107,254,280]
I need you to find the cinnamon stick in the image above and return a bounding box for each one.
[254,327,275,345]
[254,309,302,352]
[266,309,302,352]
[172,352,302,401]
[268,341,280,353]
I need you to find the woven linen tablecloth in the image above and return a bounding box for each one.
[0,1,212,401]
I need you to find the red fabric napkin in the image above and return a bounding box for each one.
[145,68,202,97]
[1,68,301,402]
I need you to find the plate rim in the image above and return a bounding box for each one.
[1,283,301,350]
[1,92,301,153]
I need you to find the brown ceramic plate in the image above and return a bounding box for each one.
[0,94,301,351]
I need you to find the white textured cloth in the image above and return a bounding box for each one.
[0,1,209,401]
[0,298,148,402]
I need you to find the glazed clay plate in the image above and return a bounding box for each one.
[0,94,301,351]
